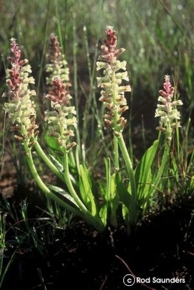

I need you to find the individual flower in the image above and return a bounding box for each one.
[45,77,77,150]
[3,38,38,141]
[97,26,131,134]
[155,75,183,141]
[45,33,70,87]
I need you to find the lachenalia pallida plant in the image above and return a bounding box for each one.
[154,75,184,198]
[97,26,131,171]
[3,29,184,235]
[96,26,158,231]
[155,75,183,142]
[3,38,40,183]
[3,36,105,232]
[44,34,79,169]
[97,26,131,134]
[3,38,38,141]
[96,26,138,229]
[96,27,184,232]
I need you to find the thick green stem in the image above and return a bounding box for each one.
[113,135,119,169]
[23,140,103,231]
[117,134,137,224]
[21,138,89,219]
[151,136,170,196]
[63,150,88,212]
[117,135,136,191]
[112,69,120,170]
[34,141,64,181]
[24,145,54,195]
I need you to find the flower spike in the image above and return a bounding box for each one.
[97,26,131,134]
[3,38,38,141]
[45,77,77,150]
[155,75,183,141]
[46,33,70,87]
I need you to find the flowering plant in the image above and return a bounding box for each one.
[155,75,183,142]
[2,28,184,234]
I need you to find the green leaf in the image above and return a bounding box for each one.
[149,140,170,196]
[79,164,97,216]
[47,184,79,207]
[135,139,159,205]
[49,154,64,172]
[99,204,108,226]
[122,204,129,220]
[109,173,119,227]
[116,173,131,209]
[47,184,104,232]
[104,158,111,202]
[104,158,119,227]
[45,184,87,218]
[49,154,77,185]
[44,135,63,152]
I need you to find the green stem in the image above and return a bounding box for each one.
[24,144,54,195]
[63,150,88,212]
[75,128,81,172]
[54,0,64,51]
[34,141,64,181]
[117,135,135,188]
[23,139,104,231]
[151,137,170,195]
[112,69,120,170]
[72,13,81,166]
[113,135,119,170]
[23,141,87,218]
[117,134,137,208]
[37,0,50,105]
[32,141,87,212]
[117,134,138,230]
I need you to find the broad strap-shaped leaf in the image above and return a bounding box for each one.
[99,204,108,226]
[44,135,63,152]
[49,154,64,173]
[47,184,79,206]
[135,139,159,204]
[98,180,108,226]
[116,172,131,209]
[47,184,104,232]
[104,158,119,227]
[46,184,85,218]
[149,140,170,197]
[78,164,97,216]
[109,172,119,227]
[49,154,76,185]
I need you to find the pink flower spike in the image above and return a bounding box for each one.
[104,26,117,49]
[9,38,21,65]
[99,26,125,65]
[163,75,172,95]
[4,38,38,139]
